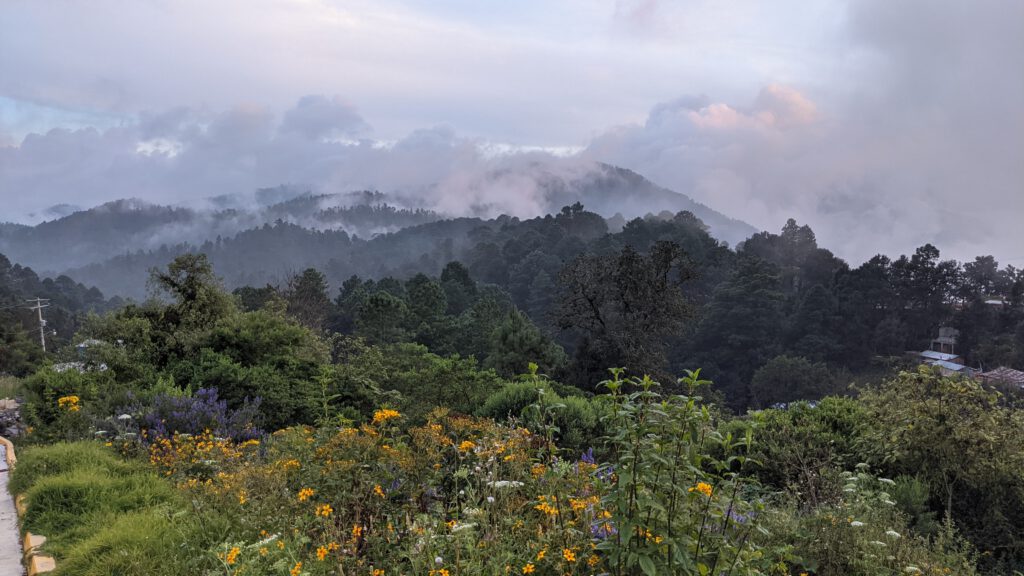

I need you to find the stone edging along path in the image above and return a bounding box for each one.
[0,435,56,576]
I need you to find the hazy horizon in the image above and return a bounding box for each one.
[2,0,1022,265]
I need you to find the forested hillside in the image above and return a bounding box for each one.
[9,247,1024,575]
[0,253,112,375]
[10,202,1023,410]
[0,163,755,278]
[3,198,1023,576]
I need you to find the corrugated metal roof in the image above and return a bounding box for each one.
[980,367,1024,385]
[919,350,959,362]
[930,360,967,371]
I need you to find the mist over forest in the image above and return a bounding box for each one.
[0,163,755,296]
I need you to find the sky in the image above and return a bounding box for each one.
[1,0,1022,265]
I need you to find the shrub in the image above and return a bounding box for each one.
[478,380,607,453]
[21,368,112,442]
[749,355,840,409]
[741,396,868,507]
[139,387,262,442]
[760,467,978,576]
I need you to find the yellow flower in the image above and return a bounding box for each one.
[522,563,535,574]
[259,547,268,556]
[297,487,315,502]
[57,395,81,412]
[226,546,240,565]
[277,540,285,550]
[372,570,385,576]
[534,495,559,517]
[327,542,340,552]
[458,440,476,453]
[315,503,333,517]
[372,408,401,425]
[536,549,546,561]
[373,484,385,498]
[562,548,576,563]
[290,561,303,576]
[237,490,247,505]
[351,524,363,539]
[316,546,328,561]
[587,554,600,567]
[689,482,713,497]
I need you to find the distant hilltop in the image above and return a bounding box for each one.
[0,162,757,281]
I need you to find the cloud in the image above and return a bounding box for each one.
[280,95,368,140]
[0,0,1021,265]
[0,97,594,226]
[1,0,836,146]
[580,0,1024,264]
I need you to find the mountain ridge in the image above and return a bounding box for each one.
[0,163,758,291]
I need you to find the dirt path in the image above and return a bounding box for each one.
[0,445,24,575]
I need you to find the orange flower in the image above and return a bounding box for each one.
[297,487,315,502]
[316,503,333,517]
[372,409,401,425]
[522,563,535,574]
[316,546,328,561]
[226,546,240,565]
[689,482,713,497]
[290,561,303,576]
[562,548,576,563]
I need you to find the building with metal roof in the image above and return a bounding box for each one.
[979,366,1024,388]
[918,350,961,363]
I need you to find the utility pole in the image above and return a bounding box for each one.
[26,298,50,352]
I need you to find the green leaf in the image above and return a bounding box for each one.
[638,555,658,576]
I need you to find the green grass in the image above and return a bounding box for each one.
[10,441,215,574]
[53,509,201,576]
[9,442,138,494]
[0,375,21,399]
[22,468,176,552]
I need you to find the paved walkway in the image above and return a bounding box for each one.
[0,445,24,575]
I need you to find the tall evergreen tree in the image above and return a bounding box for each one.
[285,268,332,331]
[485,310,565,377]
[691,255,785,410]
